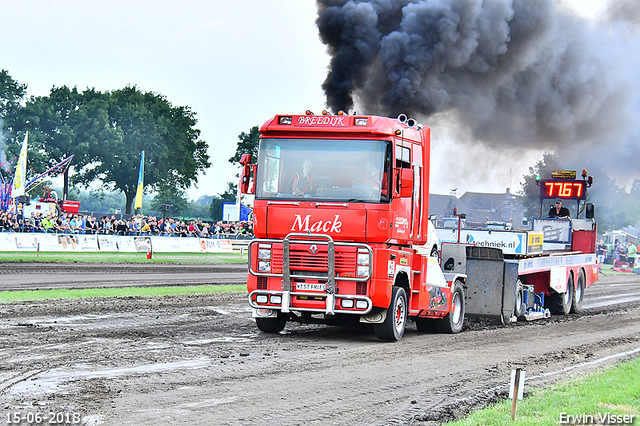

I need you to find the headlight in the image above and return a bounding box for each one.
[341,299,354,309]
[357,265,369,277]
[356,300,368,309]
[258,261,271,272]
[256,295,268,304]
[258,249,271,260]
[357,253,370,265]
[270,295,282,304]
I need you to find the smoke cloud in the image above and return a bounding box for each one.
[316,0,640,189]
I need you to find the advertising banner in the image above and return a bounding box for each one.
[436,228,543,256]
[0,232,237,253]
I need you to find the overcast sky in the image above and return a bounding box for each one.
[0,0,607,200]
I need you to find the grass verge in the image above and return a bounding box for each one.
[445,356,640,426]
[0,284,246,303]
[0,251,247,264]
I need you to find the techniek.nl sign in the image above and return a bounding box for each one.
[435,229,543,255]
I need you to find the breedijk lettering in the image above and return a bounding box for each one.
[291,214,343,233]
[297,116,345,126]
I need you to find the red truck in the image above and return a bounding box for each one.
[239,112,599,341]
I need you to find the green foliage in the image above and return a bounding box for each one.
[6,86,119,197]
[0,69,27,121]
[2,84,210,215]
[229,125,260,165]
[183,201,212,220]
[149,186,190,217]
[85,86,210,214]
[209,181,238,220]
[446,357,640,426]
[74,190,126,214]
[0,284,246,303]
[519,152,559,219]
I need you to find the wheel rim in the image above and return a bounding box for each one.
[575,279,583,302]
[394,295,406,332]
[515,291,522,314]
[564,285,571,305]
[451,291,462,324]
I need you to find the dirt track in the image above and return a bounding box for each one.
[1,266,640,426]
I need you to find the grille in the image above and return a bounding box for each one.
[271,244,357,276]
[257,276,268,290]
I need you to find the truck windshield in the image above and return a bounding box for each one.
[256,138,391,202]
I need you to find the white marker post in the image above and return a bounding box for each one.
[509,368,525,420]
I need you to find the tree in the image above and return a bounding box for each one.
[229,126,260,165]
[209,181,238,221]
[0,70,27,120]
[0,70,27,184]
[77,86,210,214]
[149,186,189,217]
[519,152,560,219]
[6,86,118,199]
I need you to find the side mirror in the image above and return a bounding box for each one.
[239,154,253,194]
[586,203,595,219]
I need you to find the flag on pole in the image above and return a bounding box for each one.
[11,132,28,198]
[134,151,144,210]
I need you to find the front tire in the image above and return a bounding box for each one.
[255,314,287,333]
[434,281,465,334]
[374,287,407,341]
[570,270,586,314]
[548,274,573,315]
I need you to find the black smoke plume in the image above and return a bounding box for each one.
[316,0,640,182]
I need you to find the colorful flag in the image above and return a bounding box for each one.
[134,151,144,210]
[11,132,28,198]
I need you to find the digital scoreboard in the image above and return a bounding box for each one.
[539,179,587,200]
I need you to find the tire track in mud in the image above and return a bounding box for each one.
[1,272,640,425]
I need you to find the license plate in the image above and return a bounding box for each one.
[296,283,327,291]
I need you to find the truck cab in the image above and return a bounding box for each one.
[242,113,448,340]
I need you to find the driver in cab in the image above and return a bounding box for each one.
[288,160,314,196]
[548,199,571,219]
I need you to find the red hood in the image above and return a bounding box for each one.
[255,203,366,241]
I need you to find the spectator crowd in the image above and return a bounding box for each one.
[0,211,254,238]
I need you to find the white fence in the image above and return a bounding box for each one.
[0,232,235,253]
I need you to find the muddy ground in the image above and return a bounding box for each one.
[1,266,640,426]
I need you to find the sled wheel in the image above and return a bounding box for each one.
[514,280,525,318]
[570,270,586,314]
[548,274,573,315]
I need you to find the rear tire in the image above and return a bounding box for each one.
[374,287,407,341]
[434,281,465,334]
[255,314,287,333]
[548,274,573,315]
[570,270,586,314]
[430,245,439,258]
